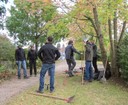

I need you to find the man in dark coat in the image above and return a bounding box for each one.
[65,40,81,77]
[15,45,28,79]
[37,36,60,93]
[27,45,37,77]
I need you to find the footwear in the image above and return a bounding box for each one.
[50,90,54,93]
[89,79,92,82]
[69,73,74,77]
[18,76,21,79]
[24,76,29,79]
[36,90,44,94]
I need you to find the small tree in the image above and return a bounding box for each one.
[118,33,128,80]
[0,35,15,61]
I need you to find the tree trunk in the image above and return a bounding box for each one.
[113,12,118,76]
[108,19,114,75]
[118,21,127,44]
[93,7,107,67]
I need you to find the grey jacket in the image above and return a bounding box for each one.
[85,43,93,61]
[65,44,80,59]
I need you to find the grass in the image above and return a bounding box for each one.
[6,73,128,105]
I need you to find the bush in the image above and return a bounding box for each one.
[0,35,15,61]
[118,33,128,80]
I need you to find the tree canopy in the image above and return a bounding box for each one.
[6,0,69,51]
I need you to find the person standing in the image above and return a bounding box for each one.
[92,41,99,74]
[27,45,37,77]
[65,40,81,77]
[37,36,60,93]
[84,40,93,82]
[15,44,28,79]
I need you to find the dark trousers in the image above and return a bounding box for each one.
[29,60,37,76]
[66,58,76,76]
[92,57,99,73]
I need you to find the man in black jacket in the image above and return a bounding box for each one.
[15,45,28,79]
[65,40,81,77]
[27,45,37,77]
[37,36,60,93]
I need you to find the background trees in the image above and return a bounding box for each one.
[6,0,69,51]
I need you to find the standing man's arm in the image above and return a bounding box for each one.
[71,46,80,55]
[35,51,38,60]
[23,50,26,60]
[55,50,61,60]
[38,47,43,61]
[27,51,30,60]
[15,50,18,61]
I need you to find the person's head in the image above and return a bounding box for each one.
[86,40,90,44]
[90,39,95,44]
[47,36,53,43]
[17,43,22,49]
[30,45,34,50]
[68,40,73,45]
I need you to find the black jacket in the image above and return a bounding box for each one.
[27,49,37,61]
[15,48,26,61]
[38,43,60,64]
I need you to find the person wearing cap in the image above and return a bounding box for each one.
[15,44,29,79]
[84,40,93,82]
[65,40,81,77]
[27,45,37,77]
[37,36,60,93]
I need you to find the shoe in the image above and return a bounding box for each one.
[89,79,92,82]
[36,90,44,94]
[50,90,54,93]
[18,76,21,79]
[69,73,74,77]
[84,80,89,84]
[24,76,29,79]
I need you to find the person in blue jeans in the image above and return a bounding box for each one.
[15,45,29,79]
[84,40,93,82]
[37,36,60,93]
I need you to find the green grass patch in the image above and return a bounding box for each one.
[6,74,128,105]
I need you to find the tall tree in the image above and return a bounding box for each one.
[6,0,69,51]
[65,0,128,76]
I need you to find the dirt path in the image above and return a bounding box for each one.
[0,60,103,105]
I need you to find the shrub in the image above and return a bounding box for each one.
[0,35,15,61]
[118,33,128,80]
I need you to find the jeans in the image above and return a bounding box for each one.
[17,60,27,77]
[39,64,55,92]
[84,61,93,81]
[66,57,76,76]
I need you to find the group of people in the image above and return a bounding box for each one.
[15,44,37,79]
[15,36,60,93]
[15,36,99,93]
[65,39,99,82]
